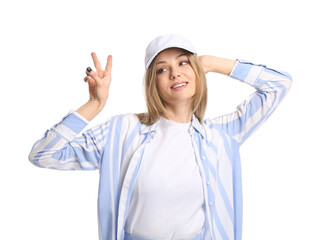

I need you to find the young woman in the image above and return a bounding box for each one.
[29,34,292,240]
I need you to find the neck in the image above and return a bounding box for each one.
[162,101,193,123]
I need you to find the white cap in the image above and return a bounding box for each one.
[145,34,197,68]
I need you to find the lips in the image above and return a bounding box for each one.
[170,81,189,89]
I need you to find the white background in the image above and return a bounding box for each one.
[1,0,317,239]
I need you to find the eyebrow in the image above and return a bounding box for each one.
[156,53,187,65]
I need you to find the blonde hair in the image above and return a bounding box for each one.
[136,50,207,125]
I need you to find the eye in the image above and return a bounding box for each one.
[179,60,189,66]
[157,67,168,74]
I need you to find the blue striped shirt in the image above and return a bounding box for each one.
[29,60,292,240]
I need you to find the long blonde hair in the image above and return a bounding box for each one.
[136,50,207,125]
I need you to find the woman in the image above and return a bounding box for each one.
[29,34,292,240]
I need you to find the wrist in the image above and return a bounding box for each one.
[87,99,105,112]
[76,100,105,121]
[200,55,236,75]
[210,56,236,75]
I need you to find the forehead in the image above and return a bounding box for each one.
[156,48,187,61]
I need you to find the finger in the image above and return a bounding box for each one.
[104,55,112,76]
[87,76,96,86]
[91,52,102,72]
[86,67,100,83]
[84,76,92,82]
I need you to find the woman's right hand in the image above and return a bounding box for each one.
[76,53,112,121]
[84,52,112,109]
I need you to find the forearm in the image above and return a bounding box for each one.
[76,100,105,121]
[200,55,236,75]
[210,60,292,144]
[28,111,91,169]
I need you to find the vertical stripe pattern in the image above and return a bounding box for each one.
[29,60,292,240]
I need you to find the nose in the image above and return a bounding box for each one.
[170,67,180,80]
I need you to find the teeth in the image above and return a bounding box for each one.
[172,83,186,89]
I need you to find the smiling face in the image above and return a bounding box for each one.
[155,48,196,108]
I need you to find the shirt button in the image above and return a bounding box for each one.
[207,181,210,185]
[202,156,206,160]
[209,202,213,206]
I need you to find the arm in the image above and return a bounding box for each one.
[200,56,292,145]
[199,55,236,75]
[29,53,113,170]
[28,111,110,170]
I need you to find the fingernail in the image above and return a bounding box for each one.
[87,67,92,72]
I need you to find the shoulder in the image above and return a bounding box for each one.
[105,113,141,129]
[122,113,141,125]
[108,113,144,136]
[202,116,222,127]
[87,113,140,133]
[202,116,226,138]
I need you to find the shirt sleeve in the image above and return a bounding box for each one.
[208,59,292,145]
[28,110,110,170]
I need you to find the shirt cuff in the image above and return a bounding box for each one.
[51,110,89,142]
[229,59,265,85]
[73,111,90,124]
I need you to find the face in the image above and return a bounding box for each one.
[155,48,196,107]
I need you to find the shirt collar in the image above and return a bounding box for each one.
[140,121,158,135]
[140,114,207,139]
[191,114,207,139]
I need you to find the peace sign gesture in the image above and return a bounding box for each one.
[84,52,112,108]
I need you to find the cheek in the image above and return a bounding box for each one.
[193,79,198,94]
[189,76,197,96]
[186,71,196,89]
[185,66,196,79]
[156,76,169,89]
[155,78,166,96]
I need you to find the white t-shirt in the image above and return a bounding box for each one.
[124,117,205,239]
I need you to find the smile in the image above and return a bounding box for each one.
[170,82,189,91]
